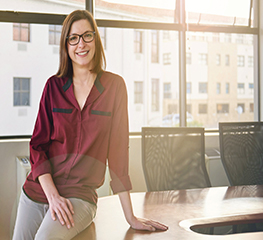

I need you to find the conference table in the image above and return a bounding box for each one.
[73,185,263,240]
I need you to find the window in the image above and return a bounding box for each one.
[197,32,205,41]
[13,78,30,106]
[249,83,254,94]
[163,83,171,99]
[216,54,221,66]
[187,82,192,94]
[187,104,192,114]
[13,23,30,42]
[216,83,221,94]
[225,55,230,66]
[49,25,62,45]
[224,33,232,43]
[237,83,245,94]
[163,53,171,65]
[151,30,159,63]
[237,103,245,113]
[186,52,192,64]
[250,103,254,113]
[151,78,159,111]
[237,55,245,67]
[213,33,220,42]
[199,104,207,114]
[236,34,244,44]
[226,83,230,94]
[198,53,208,65]
[248,56,253,67]
[134,30,142,53]
[217,104,229,113]
[199,82,207,93]
[99,27,106,50]
[134,81,143,104]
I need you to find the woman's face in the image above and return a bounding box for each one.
[67,19,95,71]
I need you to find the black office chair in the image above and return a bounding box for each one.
[219,122,263,234]
[219,122,263,186]
[141,127,211,192]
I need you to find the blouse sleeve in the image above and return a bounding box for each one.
[107,76,132,194]
[29,79,53,182]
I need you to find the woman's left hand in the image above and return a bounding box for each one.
[129,216,168,231]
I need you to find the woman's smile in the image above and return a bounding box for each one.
[76,50,89,56]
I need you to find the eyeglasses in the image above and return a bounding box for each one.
[66,31,95,46]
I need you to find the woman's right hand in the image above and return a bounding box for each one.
[38,173,75,229]
[48,194,75,229]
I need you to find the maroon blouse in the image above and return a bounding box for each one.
[23,71,132,205]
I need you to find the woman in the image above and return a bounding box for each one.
[12,9,168,240]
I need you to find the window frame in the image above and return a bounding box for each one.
[163,82,172,99]
[151,30,159,63]
[13,23,30,42]
[217,103,229,114]
[13,77,30,106]
[199,82,208,94]
[49,24,62,45]
[134,81,143,104]
[134,30,143,53]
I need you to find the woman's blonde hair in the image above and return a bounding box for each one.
[56,10,106,77]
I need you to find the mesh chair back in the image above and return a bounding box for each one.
[141,127,211,191]
[219,122,263,186]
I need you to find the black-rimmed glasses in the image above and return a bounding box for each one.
[66,31,95,46]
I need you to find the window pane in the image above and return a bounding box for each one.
[21,92,30,106]
[20,24,30,42]
[13,92,20,106]
[199,104,207,114]
[2,0,84,14]
[49,25,62,45]
[134,31,143,53]
[186,32,256,128]
[217,103,229,113]
[216,83,221,94]
[151,78,159,111]
[151,30,159,63]
[21,79,30,91]
[187,82,192,94]
[13,23,20,41]
[185,0,252,26]
[163,83,171,99]
[95,0,176,23]
[199,82,207,93]
[134,81,143,104]
[13,78,20,90]
[226,83,230,94]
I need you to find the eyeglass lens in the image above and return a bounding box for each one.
[67,31,95,45]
